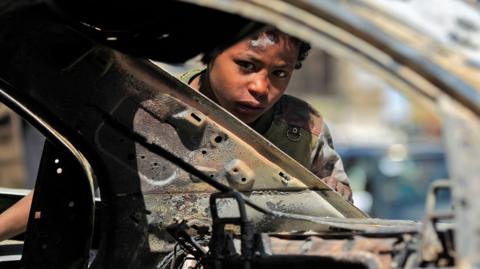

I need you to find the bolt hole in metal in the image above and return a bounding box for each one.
[210,133,227,147]
[279,171,289,183]
[190,113,202,122]
[241,178,246,182]
[233,168,238,173]
[201,150,207,155]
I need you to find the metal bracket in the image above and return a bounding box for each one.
[420,180,454,265]
[209,191,255,269]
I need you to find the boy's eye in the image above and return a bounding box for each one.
[236,60,255,71]
[273,70,288,78]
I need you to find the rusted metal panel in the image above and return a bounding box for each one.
[266,235,408,269]
[98,51,366,218]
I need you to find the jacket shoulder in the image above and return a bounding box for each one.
[178,67,205,84]
[274,95,324,136]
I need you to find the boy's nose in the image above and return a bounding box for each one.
[248,75,269,97]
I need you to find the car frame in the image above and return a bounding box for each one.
[1,0,479,268]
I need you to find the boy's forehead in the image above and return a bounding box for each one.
[248,31,296,51]
[249,32,278,50]
[244,34,299,64]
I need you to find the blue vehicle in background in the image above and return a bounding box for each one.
[338,143,451,220]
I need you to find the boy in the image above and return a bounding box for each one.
[183,27,352,200]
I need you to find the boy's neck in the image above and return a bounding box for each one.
[190,72,219,105]
[189,73,202,91]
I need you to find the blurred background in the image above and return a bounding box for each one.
[1,0,479,220]
[286,0,480,219]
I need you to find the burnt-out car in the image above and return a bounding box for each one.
[1,0,479,268]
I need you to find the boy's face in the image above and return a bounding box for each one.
[207,33,300,124]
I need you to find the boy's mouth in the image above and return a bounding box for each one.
[235,102,266,114]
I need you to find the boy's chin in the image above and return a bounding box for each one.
[241,115,262,125]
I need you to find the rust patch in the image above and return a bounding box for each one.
[268,235,402,269]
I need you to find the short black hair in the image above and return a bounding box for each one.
[203,27,311,69]
[295,41,311,69]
